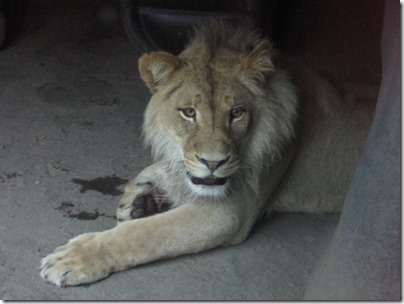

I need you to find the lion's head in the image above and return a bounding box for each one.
[138,22,298,198]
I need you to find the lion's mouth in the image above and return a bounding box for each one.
[188,174,228,186]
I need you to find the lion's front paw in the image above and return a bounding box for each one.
[117,181,172,223]
[40,233,110,287]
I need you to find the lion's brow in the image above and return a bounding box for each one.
[164,82,183,99]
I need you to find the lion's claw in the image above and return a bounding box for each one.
[40,233,110,287]
[40,253,73,287]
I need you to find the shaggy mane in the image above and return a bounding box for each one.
[182,20,266,62]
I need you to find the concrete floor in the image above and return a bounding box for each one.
[0,0,382,300]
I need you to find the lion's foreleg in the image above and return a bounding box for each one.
[40,201,242,287]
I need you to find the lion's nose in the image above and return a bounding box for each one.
[196,155,229,173]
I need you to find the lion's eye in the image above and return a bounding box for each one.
[179,107,196,120]
[230,106,245,121]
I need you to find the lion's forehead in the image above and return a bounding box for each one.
[171,68,251,110]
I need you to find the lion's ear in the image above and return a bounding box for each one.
[239,40,274,89]
[138,52,182,93]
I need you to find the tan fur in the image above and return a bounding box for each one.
[40,22,373,287]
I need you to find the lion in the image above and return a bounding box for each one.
[40,21,372,287]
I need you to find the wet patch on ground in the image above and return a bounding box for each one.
[0,172,23,183]
[55,201,116,221]
[71,175,128,196]
[4,172,23,179]
[36,77,118,108]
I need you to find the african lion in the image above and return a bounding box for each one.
[40,22,372,287]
